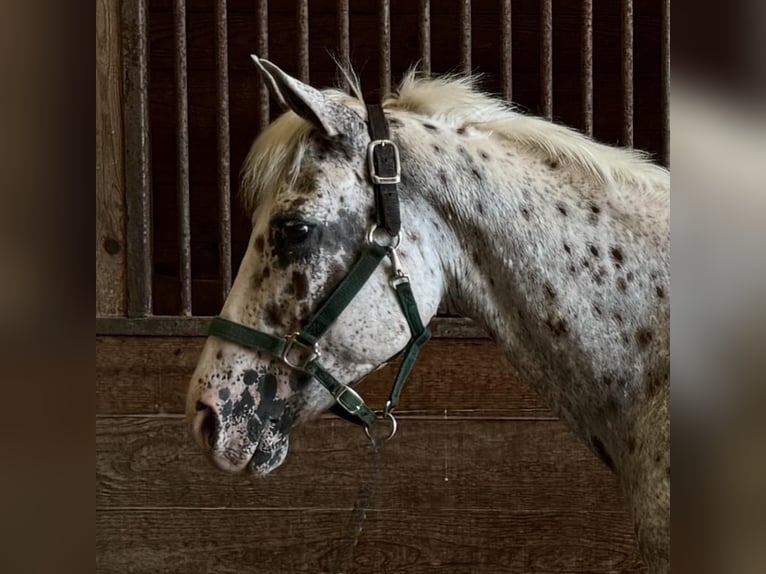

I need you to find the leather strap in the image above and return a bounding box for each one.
[366,104,401,235]
[209,318,286,357]
[298,243,387,346]
[388,281,431,411]
[209,318,378,427]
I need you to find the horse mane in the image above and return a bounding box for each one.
[383,71,669,193]
[241,69,668,215]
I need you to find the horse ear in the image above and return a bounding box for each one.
[251,55,338,137]
[250,55,287,110]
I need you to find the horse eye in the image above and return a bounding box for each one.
[277,220,313,244]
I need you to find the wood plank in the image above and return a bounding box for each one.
[96,0,126,315]
[96,417,624,512]
[96,508,645,573]
[96,337,551,417]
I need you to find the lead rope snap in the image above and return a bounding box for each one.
[364,411,398,446]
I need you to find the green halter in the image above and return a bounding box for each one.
[208,104,430,441]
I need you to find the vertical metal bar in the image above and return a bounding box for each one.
[337,0,350,89]
[459,0,471,74]
[661,0,670,165]
[215,0,232,299]
[622,0,634,147]
[540,0,553,119]
[500,0,512,101]
[256,0,269,131]
[297,0,309,82]
[581,0,593,136]
[174,0,192,315]
[121,0,153,317]
[418,0,431,75]
[379,0,391,95]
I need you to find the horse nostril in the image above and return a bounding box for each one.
[192,403,218,451]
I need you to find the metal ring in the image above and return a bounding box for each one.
[366,224,401,249]
[364,411,398,445]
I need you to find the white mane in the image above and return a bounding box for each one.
[384,71,669,192]
[241,71,668,214]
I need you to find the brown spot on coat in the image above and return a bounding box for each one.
[636,328,653,348]
[656,285,666,299]
[544,316,568,336]
[543,282,557,300]
[610,247,624,265]
[264,302,281,327]
[291,271,309,300]
[616,277,628,292]
[557,203,568,216]
[589,244,600,257]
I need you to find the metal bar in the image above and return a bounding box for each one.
[379,0,391,95]
[622,0,634,147]
[255,0,269,131]
[337,0,350,89]
[661,0,670,165]
[174,0,192,315]
[418,0,431,75]
[459,0,471,74]
[215,0,232,300]
[500,0,512,101]
[121,0,153,317]
[540,0,553,119]
[581,0,593,136]
[96,316,489,339]
[297,0,309,82]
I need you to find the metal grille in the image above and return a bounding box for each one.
[112,0,670,333]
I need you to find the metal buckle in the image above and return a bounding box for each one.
[367,139,401,185]
[333,384,365,415]
[280,333,320,370]
[367,224,401,249]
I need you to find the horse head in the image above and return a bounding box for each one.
[186,58,443,476]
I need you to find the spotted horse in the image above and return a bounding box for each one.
[187,57,670,573]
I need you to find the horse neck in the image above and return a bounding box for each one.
[402,127,670,453]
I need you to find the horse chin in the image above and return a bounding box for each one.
[249,434,290,477]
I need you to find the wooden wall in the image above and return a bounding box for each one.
[96,336,645,573]
[96,0,126,316]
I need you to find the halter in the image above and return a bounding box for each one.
[208,104,431,442]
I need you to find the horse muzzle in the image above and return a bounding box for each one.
[191,399,293,475]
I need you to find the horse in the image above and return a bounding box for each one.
[187,57,670,573]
